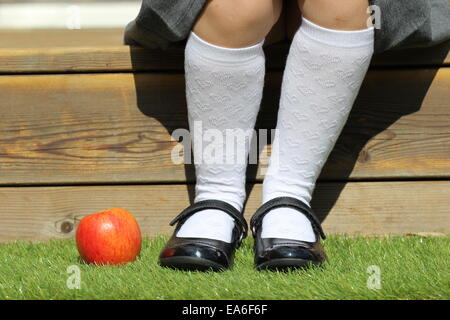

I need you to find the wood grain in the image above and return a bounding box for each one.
[0,29,127,49]
[0,45,288,74]
[0,13,285,50]
[0,68,449,185]
[0,18,287,73]
[0,181,448,241]
[1,0,448,241]
[1,42,448,74]
[0,18,286,73]
[0,0,448,72]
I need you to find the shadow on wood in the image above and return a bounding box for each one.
[130,41,447,224]
[130,49,196,206]
[310,66,442,221]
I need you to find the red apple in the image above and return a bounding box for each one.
[76,208,142,265]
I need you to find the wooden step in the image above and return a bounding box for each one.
[1,41,449,74]
[0,17,449,240]
[0,8,286,51]
[0,29,127,49]
[0,181,448,241]
[1,68,449,185]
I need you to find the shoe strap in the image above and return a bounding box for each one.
[250,196,326,240]
[169,199,248,242]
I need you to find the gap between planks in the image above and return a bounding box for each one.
[0,181,448,241]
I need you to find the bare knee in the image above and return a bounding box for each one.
[193,0,283,48]
[298,0,371,30]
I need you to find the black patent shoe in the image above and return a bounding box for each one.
[159,200,248,272]
[250,196,327,271]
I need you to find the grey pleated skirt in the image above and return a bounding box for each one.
[124,0,450,53]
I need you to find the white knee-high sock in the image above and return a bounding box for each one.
[262,17,374,241]
[176,32,265,242]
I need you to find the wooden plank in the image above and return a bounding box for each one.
[0,45,285,74]
[0,1,140,29]
[1,42,448,74]
[0,68,449,185]
[0,44,294,74]
[0,18,286,73]
[0,29,126,49]
[0,13,285,50]
[0,180,448,241]
[1,0,448,71]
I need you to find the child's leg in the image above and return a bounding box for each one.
[177,0,283,242]
[262,0,374,241]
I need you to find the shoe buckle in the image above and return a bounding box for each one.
[251,221,259,237]
[237,229,246,246]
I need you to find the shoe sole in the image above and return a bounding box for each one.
[159,256,226,272]
[256,258,321,271]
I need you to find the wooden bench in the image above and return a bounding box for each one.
[0,8,449,241]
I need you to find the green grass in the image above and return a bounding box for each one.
[0,235,448,300]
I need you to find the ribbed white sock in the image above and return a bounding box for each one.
[262,17,374,242]
[176,32,266,243]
